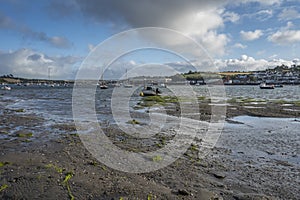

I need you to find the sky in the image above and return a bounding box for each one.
[1,0,300,79]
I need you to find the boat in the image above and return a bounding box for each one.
[99,69,108,89]
[123,84,133,88]
[1,85,11,90]
[140,85,160,96]
[259,83,274,89]
[160,83,167,88]
[99,83,108,89]
[123,68,133,88]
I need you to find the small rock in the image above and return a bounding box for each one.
[177,189,189,196]
[212,172,226,179]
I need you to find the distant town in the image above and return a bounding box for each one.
[1,64,300,86]
[184,64,300,85]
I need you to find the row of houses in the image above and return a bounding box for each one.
[223,65,300,85]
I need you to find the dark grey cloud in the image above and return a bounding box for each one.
[74,0,225,28]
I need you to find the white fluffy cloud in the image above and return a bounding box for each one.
[267,21,300,45]
[240,30,263,41]
[215,54,298,71]
[0,49,80,79]
[163,54,299,73]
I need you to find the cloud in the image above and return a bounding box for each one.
[0,13,72,48]
[268,29,300,44]
[0,48,81,79]
[233,43,247,49]
[223,11,240,23]
[214,54,297,71]
[240,30,263,41]
[73,0,230,57]
[278,7,300,21]
[162,54,299,73]
[267,21,300,45]
[235,0,282,5]
[242,9,274,22]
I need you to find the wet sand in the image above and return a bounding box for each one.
[0,99,299,199]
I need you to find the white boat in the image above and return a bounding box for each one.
[160,83,167,88]
[259,83,274,89]
[1,85,11,90]
[99,69,108,89]
[123,84,133,88]
[99,83,108,89]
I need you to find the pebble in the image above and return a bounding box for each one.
[212,172,226,179]
[177,189,189,196]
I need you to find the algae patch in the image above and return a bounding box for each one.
[152,155,163,162]
[0,184,8,192]
[63,172,75,200]
[0,161,11,167]
[16,132,33,138]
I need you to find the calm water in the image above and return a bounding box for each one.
[1,85,299,124]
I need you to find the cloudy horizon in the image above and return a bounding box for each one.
[1,0,300,79]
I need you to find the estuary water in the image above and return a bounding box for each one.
[1,85,299,123]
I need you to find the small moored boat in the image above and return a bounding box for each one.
[99,84,108,89]
[259,83,274,89]
[1,85,11,90]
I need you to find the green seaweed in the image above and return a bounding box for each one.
[45,163,64,174]
[63,172,75,200]
[152,155,162,162]
[271,99,290,104]
[140,95,181,107]
[143,96,165,102]
[0,184,8,192]
[198,96,206,101]
[293,100,300,106]
[16,132,33,138]
[190,143,198,152]
[147,193,153,200]
[0,161,11,167]
[15,109,25,113]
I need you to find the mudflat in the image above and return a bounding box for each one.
[1,96,299,199]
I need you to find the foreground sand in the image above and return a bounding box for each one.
[0,100,299,200]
